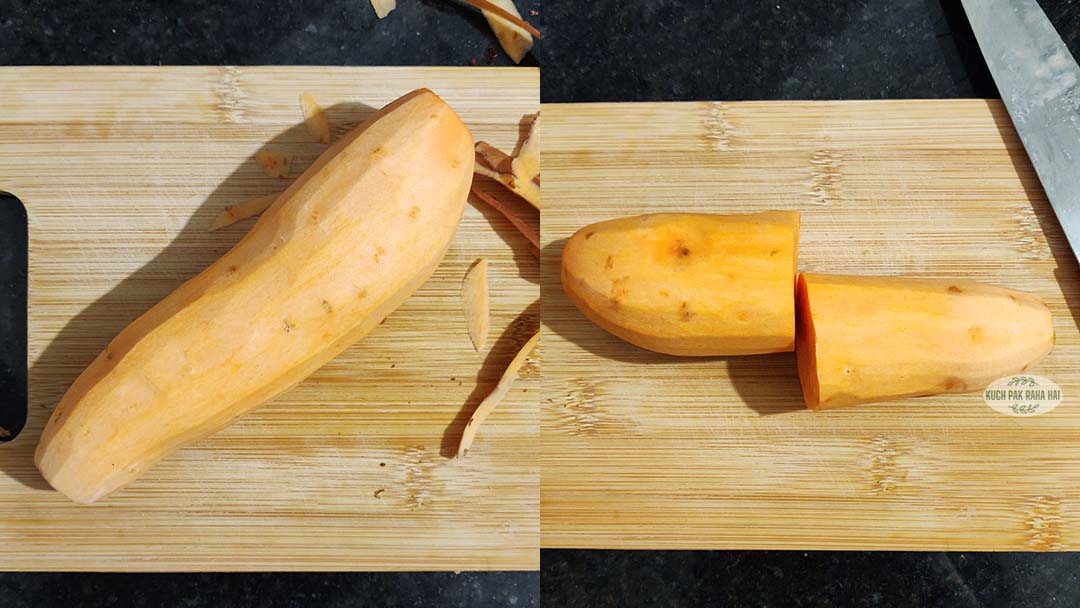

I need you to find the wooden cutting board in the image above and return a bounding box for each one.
[541,99,1080,551]
[0,67,539,571]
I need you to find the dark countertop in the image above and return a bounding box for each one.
[541,0,1071,102]
[542,551,1080,608]
[0,571,539,608]
[0,0,539,67]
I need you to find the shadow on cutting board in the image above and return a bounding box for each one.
[0,101,414,491]
[471,176,540,284]
[440,299,540,459]
[465,112,542,284]
[992,104,1080,335]
[540,239,806,417]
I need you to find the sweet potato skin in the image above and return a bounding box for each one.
[561,212,799,356]
[796,273,1055,410]
[35,90,474,503]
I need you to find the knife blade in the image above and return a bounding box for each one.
[962,0,1080,262]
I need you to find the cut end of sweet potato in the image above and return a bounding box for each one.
[255,151,291,178]
[371,0,396,18]
[461,258,490,352]
[300,91,331,144]
[795,274,820,410]
[209,193,279,232]
[796,273,1055,410]
[457,329,540,458]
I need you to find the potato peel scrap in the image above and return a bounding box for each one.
[470,187,539,257]
[474,143,540,208]
[461,259,490,352]
[459,0,541,40]
[474,115,540,208]
[209,193,278,231]
[300,91,331,144]
[255,151,291,178]
[477,0,534,63]
[475,141,514,179]
[512,114,540,196]
[457,329,540,458]
[371,0,396,18]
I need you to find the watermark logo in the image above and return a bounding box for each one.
[984,375,1062,417]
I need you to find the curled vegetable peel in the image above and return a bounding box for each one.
[457,329,540,458]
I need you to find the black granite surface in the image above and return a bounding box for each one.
[0,0,539,67]
[541,0,1008,102]
[542,551,1080,607]
[0,571,539,608]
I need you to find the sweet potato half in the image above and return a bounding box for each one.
[796,273,1055,410]
[561,212,800,356]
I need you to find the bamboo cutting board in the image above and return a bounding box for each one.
[541,99,1080,551]
[0,67,539,571]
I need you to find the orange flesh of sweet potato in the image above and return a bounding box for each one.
[796,273,1055,410]
[795,274,819,408]
[35,90,475,503]
[561,212,800,356]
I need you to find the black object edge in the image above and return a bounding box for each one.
[0,192,27,441]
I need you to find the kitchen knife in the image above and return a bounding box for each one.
[962,0,1080,262]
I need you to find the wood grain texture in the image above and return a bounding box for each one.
[540,99,1080,551]
[0,66,539,571]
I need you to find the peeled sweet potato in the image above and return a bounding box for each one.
[35,89,475,503]
[796,273,1055,410]
[561,212,800,356]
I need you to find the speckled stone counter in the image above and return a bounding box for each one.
[542,551,1080,607]
[0,571,539,608]
[540,0,1001,102]
[0,0,539,66]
